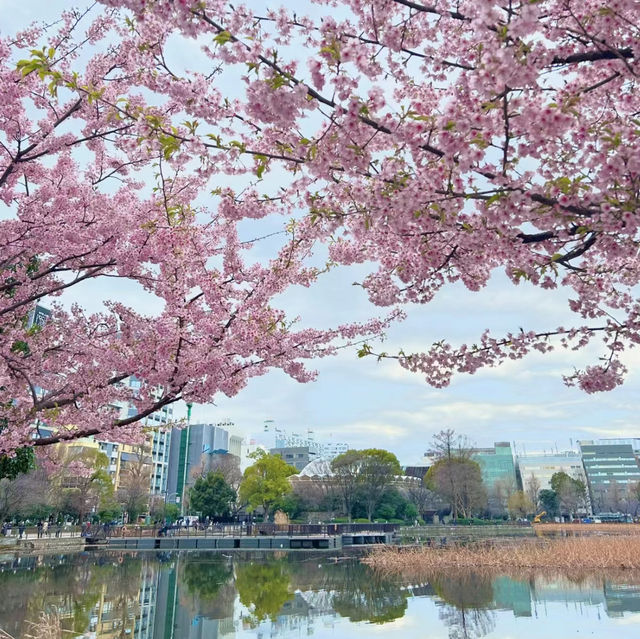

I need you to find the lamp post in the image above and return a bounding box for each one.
[180,402,193,516]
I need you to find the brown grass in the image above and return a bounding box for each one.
[364,536,640,576]
[534,523,640,535]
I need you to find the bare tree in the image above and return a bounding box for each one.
[488,477,517,516]
[428,458,487,520]
[427,431,484,520]
[118,445,152,523]
[0,478,25,522]
[430,429,473,463]
[405,478,441,521]
[524,473,541,511]
[210,454,243,494]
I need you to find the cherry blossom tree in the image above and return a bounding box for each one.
[2,0,639,453]
[0,2,392,453]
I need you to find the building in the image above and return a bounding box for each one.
[229,434,243,458]
[516,452,588,492]
[472,442,518,491]
[271,446,317,472]
[273,429,348,461]
[116,377,173,497]
[404,466,430,481]
[166,422,236,509]
[579,440,640,512]
[320,442,349,459]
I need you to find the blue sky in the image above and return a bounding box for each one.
[3,0,639,465]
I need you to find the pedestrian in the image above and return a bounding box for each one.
[37,521,43,539]
[55,523,62,538]
[18,523,25,539]
[1,523,6,537]
[42,520,49,537]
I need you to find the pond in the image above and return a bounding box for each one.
[0,551,639,638]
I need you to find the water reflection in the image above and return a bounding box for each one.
[431,572,496,639]
[0,552,640,638]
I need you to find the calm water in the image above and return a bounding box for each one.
[0,551,639,638]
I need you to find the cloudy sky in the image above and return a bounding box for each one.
[3,0,638,465]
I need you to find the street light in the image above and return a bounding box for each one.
[180,403,193,516]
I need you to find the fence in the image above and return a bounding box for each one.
[102,522,399,539]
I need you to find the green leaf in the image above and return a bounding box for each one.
[213,30,233,46]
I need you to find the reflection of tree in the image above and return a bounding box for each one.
[329,562,408,624]
[180,558,235,619]
[235,560,293,624]
[431,572,496,639]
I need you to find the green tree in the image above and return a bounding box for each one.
[538,489,559,517]
[189,472,235,519]
[550,471,587,518]
[358,449,403,522]
[239,451,297,522]
[331,450,364,522]
[0,446,34,480]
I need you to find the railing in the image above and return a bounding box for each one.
[104,522,399,539]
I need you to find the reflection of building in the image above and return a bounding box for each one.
[86,583,138,638]
[492,576,532,617]
[472,442,518,490]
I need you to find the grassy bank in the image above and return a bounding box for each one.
[364,535,640,574]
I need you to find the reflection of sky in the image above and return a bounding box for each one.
[235,595,640,639]
[3,1,640,463]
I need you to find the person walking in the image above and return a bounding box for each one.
[42,520,49,538]
[18,523,25,539]
[37,521,43,539]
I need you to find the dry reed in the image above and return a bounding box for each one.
[364,536,640,576]
[534,523,640,535]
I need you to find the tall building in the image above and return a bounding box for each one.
[229,434,243,458]
[579,440,640,512]
[166,422,236,508]
[472,442,518,491]
[115,377,173,496]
